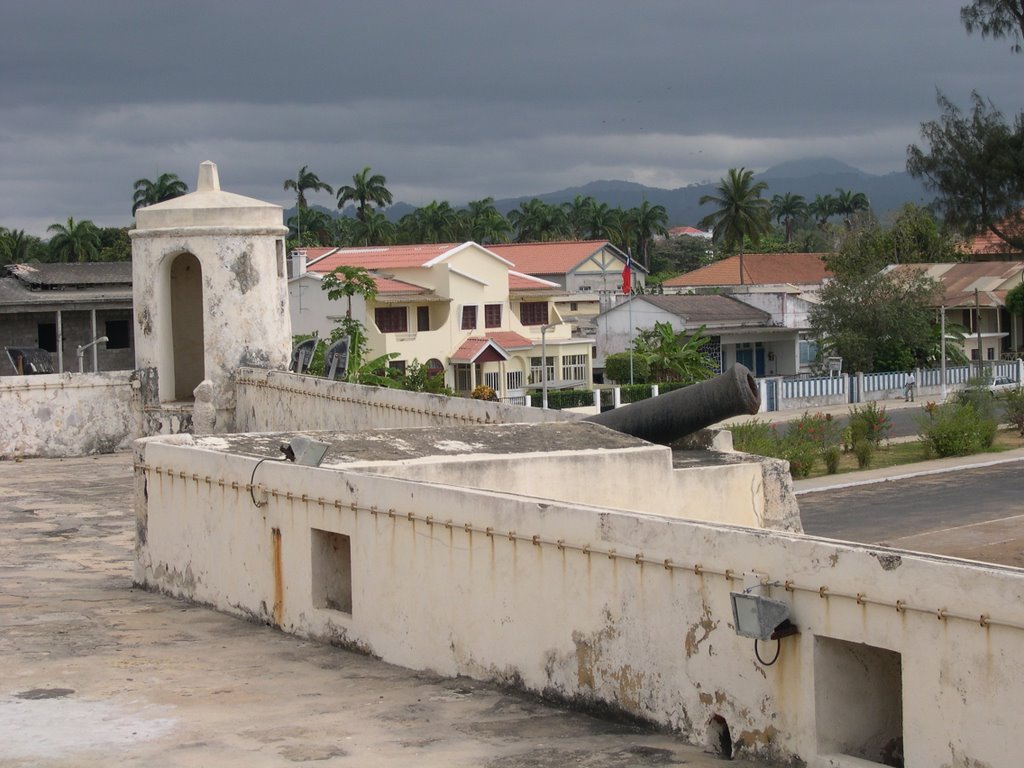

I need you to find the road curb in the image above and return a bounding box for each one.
[794,452,1024,495]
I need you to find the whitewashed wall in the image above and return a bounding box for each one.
[0,371,139,458]
[234,367,569,432]
[136,436,1023,768]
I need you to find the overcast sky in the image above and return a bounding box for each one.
[2,0,1020,236]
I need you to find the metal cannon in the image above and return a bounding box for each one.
[584,364,760,444]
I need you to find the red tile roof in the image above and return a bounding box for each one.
[307,243,460,272]
[449,332,534,363]
[663,252,831,288]
[966,211,1024,256]
[488,240,624,275]
[508,270,561,292]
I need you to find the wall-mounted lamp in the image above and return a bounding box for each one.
[280,435,330,467]
[250,436,331,508]
[730,584,798,666]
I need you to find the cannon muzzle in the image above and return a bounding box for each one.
[584,364,760,444]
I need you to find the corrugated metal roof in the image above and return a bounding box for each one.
[636,294,773,325]
[6,262,132,287]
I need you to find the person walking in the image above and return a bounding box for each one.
[904,371,916,402]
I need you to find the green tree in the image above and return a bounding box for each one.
[320,265,379,377]
[582,201,621,241]
[770,193,807,243]
[629,200,669,270]
[46,217,100,262]
[337,166,393,222]
[808,193,838,227]
[1006,281,1024,316]
[0,228,39,265]
[97,227,132,261]
[698,167,771,285]
[287,207,335,247]
[649,235,715,278]
[562,195,597,239]
[132,173,188,214]
[283,165,333,210]
[811,266,942,372]
[833,188,871,228]
[460,198,511,244]
[633,322,718,384]
[907,91,1024,251]
[508,198,571,242]
[961,0,1024,52]
[351,209,397,246]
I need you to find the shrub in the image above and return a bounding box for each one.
[543,389,595,410]
[791,411,842,449]
[1005,386,1024,437]
[471,384,497,401]
[729,419,779,458]
[918,401,998,457]
[853,439,874,468]
[603,352,651,385]
[823,445,841,474]
[848,401,892,446]
[780,431,818,478]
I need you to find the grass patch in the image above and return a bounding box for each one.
[798,429,1024,480]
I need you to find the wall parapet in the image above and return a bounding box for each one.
[0,370,140,458]
[136,436,1024,767]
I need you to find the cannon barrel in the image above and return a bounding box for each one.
[583,364,760,444]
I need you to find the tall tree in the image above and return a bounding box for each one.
[508,198,571,242]
[283,165,333,210]
[832,188,871,228]
[808,193,838,227]
[287,208,335,247]
[337,166,393,222]
[0,228,36,265]
[961,0,1024,52]
[132,173,188,214]
[460,198,510,244]
[698,167,771,285]
[398,201,460,243]
[47,217,100,262]
[562,195,597,239]
[770,193,807,243]
[351,210,397,246]
[907,91,1024,252]
[629,200,669,270]
[582,201,621,241]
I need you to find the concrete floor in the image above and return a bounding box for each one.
[0,453,735,768]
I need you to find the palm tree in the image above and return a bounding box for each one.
[808,194,838,228]
[833,188,871,228]
[351,210,397,246]
[337,166,393,222]
[283,165,333,210]
[132,173,188,214]
[47,217,101,262]
[287,208,335,246]
[461,198,510,244]
[630,200,669,270]
[582,201,621,241]
[508,199,571,242]
[562,195,597,239]
[698,168,771,285]
[770,193,807,243]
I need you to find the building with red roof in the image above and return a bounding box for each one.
[287,242,594,398]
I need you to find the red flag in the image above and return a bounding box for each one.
[621,255,632,294]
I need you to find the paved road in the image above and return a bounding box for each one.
[798,463,1024,567]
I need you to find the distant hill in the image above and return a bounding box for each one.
[289,158,934,229]
[487,159,932,227]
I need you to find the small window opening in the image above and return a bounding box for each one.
[311,529,352,614]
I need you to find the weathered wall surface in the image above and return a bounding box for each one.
[0,371,140,458]
[136,437,1023,767]
[234,367,570,432]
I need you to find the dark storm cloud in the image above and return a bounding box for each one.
[1,0,1020,234]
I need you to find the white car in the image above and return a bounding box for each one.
[987,376,1020,395]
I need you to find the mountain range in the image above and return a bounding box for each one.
[323,158,933,229]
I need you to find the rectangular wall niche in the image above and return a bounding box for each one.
[814,637,903,766]
[310,529,352,614]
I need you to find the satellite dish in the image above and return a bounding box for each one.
[323,337,350,380]
[290,338,319,373]
[6,347,55,375]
